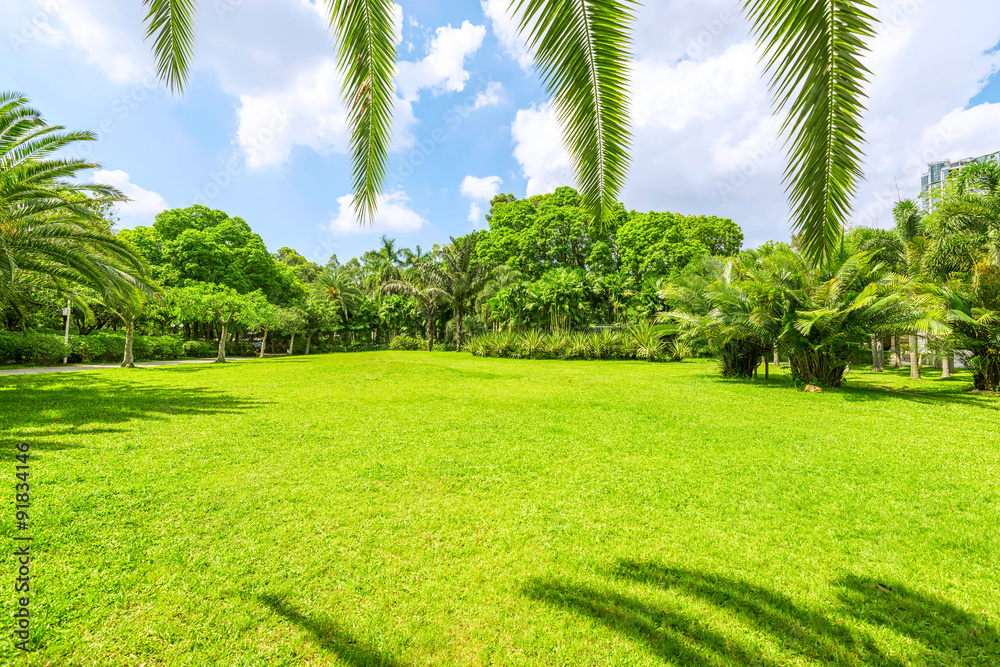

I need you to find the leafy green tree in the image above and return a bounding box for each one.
[275,247,323,283]
[302,292,340,355]
[172,283,261,362]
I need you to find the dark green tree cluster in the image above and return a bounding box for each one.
[475,187,743,329]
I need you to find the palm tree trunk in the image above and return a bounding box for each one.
[908,333,921,380]
[941,352,952,379]
[121,317,136,368]
[216,318,228,363]
[426,313,434,352]
[891,336,901,367]
[456,308,464,352]
[871,337,884,372]
[773,347,780,366]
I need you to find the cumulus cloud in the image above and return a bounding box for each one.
[472,81,505,110]
[480,0,532,69]
[461,175,503,225]
[396,21,487,102]
[235,59,416,169]
[460,175,503,201]
[511,104,574,196]
[329,191,427,235]
[94,170,168,227]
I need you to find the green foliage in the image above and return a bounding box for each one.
[183,340,216,358]
[389,334,424,351]
[0,331,70,365]
[745,0,877,265]
[468,322,673,363]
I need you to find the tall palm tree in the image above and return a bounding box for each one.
[892,199,928,380]
[437,234,497,352]
[382,263,446,352]
[0,93,151,314]
[141,1,875,265]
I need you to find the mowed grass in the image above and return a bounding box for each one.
[1,353,998,666]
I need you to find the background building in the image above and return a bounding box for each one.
[920,150,1000,211]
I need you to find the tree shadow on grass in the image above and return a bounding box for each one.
[525,562,999,666]
[0,373,261,446]
[259,594,406,667]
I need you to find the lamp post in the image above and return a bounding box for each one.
[62,300,71,364]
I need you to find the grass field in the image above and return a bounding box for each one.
[1,353,998,666]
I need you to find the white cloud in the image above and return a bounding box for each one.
[472,81,505,110]
[396,21,487,102]
[467,202,484,224]
[94,170,168,228]
[40,0,154,84]
[511,104,574,197]
[460,175,503,201]
[481,0,533,69]
[236,59,416,169]
[329,191,427,235]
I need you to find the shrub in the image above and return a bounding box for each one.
[183,340,216,358]
[467,324,677,364]
[0,332,71,365]
[390,334,423,351]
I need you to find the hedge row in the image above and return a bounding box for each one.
[0,332,191,366]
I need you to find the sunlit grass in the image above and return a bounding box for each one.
[2,354,997,665]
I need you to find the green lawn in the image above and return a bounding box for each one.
[2,353,998,666]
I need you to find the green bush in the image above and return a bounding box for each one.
[0,332,71,365]
[468,324,677,364]
[183,340,216,358]
[390,334,424,351]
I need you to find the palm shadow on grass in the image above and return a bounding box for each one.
[524,561,999,666]
[0,373,261,450]
[259,594,406,667]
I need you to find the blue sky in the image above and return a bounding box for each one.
[3,0,1000,263]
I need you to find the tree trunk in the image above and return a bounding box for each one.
[773,347,780,366]
[764,356,769,380]
[890,336,900,367]
[941,352,952,379]
[871,337,884,372]
[259,325,269,359]
[908,333,921,380]
[121,317,136,368]
[426,312,434,352]
[455,308,464,353]
[305,334,312,355]
[288,332,296,355]
[216,318,228,363]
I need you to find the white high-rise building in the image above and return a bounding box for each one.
[919,150,1000,211]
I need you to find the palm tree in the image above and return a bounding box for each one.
[141,1,874,265]
[892,199,928,380]
[436,234,497,352]
[0,93,151,314]
[381,263,446,352]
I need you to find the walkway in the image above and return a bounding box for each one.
[0,358,255,376]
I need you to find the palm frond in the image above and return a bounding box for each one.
[514,0,635,228]
[142,0,199,93]
[745,0,877,266]
[326,0,398,224]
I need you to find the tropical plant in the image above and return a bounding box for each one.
[382,263,446,352]
[436,234,497,352]
[0,92,151,314]
[140,1,877,263]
